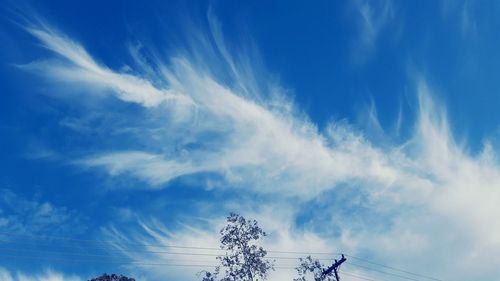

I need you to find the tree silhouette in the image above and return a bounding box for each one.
[89,273,135,281]
[201,213,274,281]
[294,256,337,281]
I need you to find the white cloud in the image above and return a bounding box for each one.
[0,189,85,236]
[441,0,478,36]
[103,205,335,281]
[23,22,409,199]
[0,268,81,281]
[351,0,395,60]
[20,15,500,281]
[79,151,202,186]
[99,80,500,280]
[23,24,192,108]
[460,1,478,35]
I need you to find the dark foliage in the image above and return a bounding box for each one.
[294,256,337,281]
[88,273,135,281]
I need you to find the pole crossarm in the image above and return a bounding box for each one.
[323,254,346,281]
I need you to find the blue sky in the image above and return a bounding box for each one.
[1,1,500,280]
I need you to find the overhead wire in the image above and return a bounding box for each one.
[0,253,217,267]
[345,254,444,281]
[0,253,298,269]
[0,231,224,251]
[0,244,332,262]
[339,270,382,281]
[0,247,446,281]
[0,231,345,255]
[345,262,426,281]
[0,232,445,281]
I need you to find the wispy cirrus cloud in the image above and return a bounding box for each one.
[0,267,81,281]
[0,189,86,237]
[103,204,334,281]
[350,0,395,62]
[22,24,191,107]
[23,21,406,199]
[18,15,500,281]
[355,0,394,47]
[441,0,478,36]
[93,76,500,280]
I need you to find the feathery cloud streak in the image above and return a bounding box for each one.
[24,22,411,199]
[24,24,191,107]
[20,18,500,280]
[0,267,81,281]
[353,0,394,48]
[0,189,85,236]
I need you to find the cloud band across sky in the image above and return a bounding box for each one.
[5,6,500,281]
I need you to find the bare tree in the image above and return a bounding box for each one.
[201,213,274,281]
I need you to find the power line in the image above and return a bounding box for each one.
[345,255,444,281]
[0,232,224,251]
[0,253,297,269]
[0,232,341,255]
[0,237,343,260]
[0,247,433,281]
[0,252,392,281]
[0,247,446,281]
[0,245,330,263]
[345,262,425,281]
[340,270,382,281]
[0,253,217,267]
[0,247,215,261]
[0,232,444,281]
[0,238,341,261]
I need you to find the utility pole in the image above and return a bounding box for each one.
[322,254,346,281]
